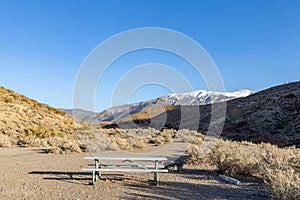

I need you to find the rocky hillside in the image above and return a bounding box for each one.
[0,86,87,150]
[105,82,300,147]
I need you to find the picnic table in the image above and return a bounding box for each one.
[82,155,169,185]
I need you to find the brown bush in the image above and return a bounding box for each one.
[0,134,12,147]
[209,140,261,177]
[186,133,300,199]
[16,136,84,154]
[78,131,118,153]
[258,143,300,200]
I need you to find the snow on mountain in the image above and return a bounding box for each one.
[156,90,253,106]
[96,89,253,122]
[63,89,253,122]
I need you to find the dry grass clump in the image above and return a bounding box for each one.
[102,128,150,151]
[79,131,118,153]
[18,136,82,153]
[176,129,201,143]
[16,134,84,154]
[100,127,177,151]
[208,140,261,177]
[185,134,204,161]
[147,128,176,145]
[0,127,90,154]
[114,137,147,151]
[258,143,300,200]
[47,137,83,154]
[23,126,69,139]
[0,134,12,147]
[187,133,300,199]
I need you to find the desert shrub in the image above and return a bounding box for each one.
[262,166,300,200]
[17,136,47,147]
[100,127,178,150]
[17,136,83,154]
[48,139,82,154]
[0,134,12,147]
[0,127,14,136]
[103,128,153,150]
[187,135,300,199]
[113,137,147,151]
[258,143,300,199]
[23,126,67,138]
[78,131,118,153]
[176,129,201,143]
[186,135,204,161]
[3,96,13,103]
[188,139,261,177]
[210,140,261,177]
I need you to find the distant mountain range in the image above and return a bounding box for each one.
[63,89,252,123]
[107,82,300,147]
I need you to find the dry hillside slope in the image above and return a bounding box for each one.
[0,86,87,150]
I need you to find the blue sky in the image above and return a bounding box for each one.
[0,0,299,111]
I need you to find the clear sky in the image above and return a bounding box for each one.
[0,0,299,111]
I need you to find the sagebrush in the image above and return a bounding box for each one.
[187,135,300,200]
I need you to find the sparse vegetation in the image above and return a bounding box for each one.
[187,135,300,200]
[100,127,176,151]
[0,86,90,153]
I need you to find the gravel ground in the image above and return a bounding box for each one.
[0,147,270,200]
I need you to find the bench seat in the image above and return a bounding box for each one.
[82,168,168,172]
[87,163,165,168]
[84,156,168,161]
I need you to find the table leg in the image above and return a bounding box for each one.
[92,170,97,185]
[91,159,101,185]
[95,159,101,181]
[154,160,159,185]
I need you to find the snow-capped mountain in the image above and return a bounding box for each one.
[63,89,252,123]
[90,89,252,122]
[154,90,252,106]
[63,89,253,123]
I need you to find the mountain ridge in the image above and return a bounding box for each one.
[108,82,300,147]
[64,89,252,123]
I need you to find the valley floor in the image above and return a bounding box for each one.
[0,147,270,200]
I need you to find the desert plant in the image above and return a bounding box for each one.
[0,134,12,147]
[186,132,300,199]
[258,143,300,199]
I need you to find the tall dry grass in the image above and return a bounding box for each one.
[187,135,300,200]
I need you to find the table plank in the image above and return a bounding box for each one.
[84,155,168,161]
[82,168,168,172]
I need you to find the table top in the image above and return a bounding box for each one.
[84,155,168,161]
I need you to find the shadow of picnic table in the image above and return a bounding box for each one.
[29,168,270,199]
[28,171,130,185]
[121,168,270,200]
